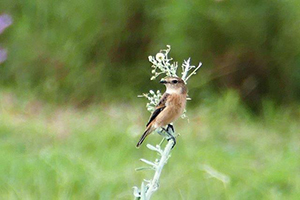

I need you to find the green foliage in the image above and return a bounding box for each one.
[1,0,300,107]
[158,0,300,108]
[0,91,299,199]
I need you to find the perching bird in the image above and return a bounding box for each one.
[136,77,187,148]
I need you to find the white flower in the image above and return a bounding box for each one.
[155,53,165,62]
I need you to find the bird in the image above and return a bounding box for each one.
[136,76,187,148]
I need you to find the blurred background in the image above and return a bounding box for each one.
[0,0,299,199]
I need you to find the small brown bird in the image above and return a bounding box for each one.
[136,77,187,148]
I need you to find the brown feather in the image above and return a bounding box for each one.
[146,93,170,127]
[136,125,155,147]
[137,76,187,147]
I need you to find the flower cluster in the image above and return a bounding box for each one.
[148,45,202,83]
[140,45,202,114]
[138,90,162,113]
[148,45,178,80]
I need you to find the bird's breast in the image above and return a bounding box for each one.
[154,93,186,127]
[167,94,186,111]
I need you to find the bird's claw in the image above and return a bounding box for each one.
[164,125,176,149]
[167,135,176,149]
[167,124,175,133]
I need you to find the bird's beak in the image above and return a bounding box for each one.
[160,79,167,84]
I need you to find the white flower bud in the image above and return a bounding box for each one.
[155,53,165,62]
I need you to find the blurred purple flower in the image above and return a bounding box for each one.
[0,14,12,64]
[0,48,7,63]
[0,14,12,34]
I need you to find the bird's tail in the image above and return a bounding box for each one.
[136,126,155,148]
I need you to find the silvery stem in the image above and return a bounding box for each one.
[143,139,174,200]
[184,62,202,82]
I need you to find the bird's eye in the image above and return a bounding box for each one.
[172,80,178,84]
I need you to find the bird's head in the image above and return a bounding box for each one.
[160,77,187,94]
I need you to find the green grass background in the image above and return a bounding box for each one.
[1,0,300,107]
[1,0,300,199]
[0,90,299,199]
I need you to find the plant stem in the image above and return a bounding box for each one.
[144,139,174,200]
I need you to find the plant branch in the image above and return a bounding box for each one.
[145,139,173,200]
[133,134,174,200]
[133,45,202,200]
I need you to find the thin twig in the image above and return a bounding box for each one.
[184,62,203,82]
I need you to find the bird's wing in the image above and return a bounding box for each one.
[146,93,170,127]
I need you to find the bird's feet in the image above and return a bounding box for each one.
[167,124,175,133]
[162,124,176,149]
[167,134,176,149]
